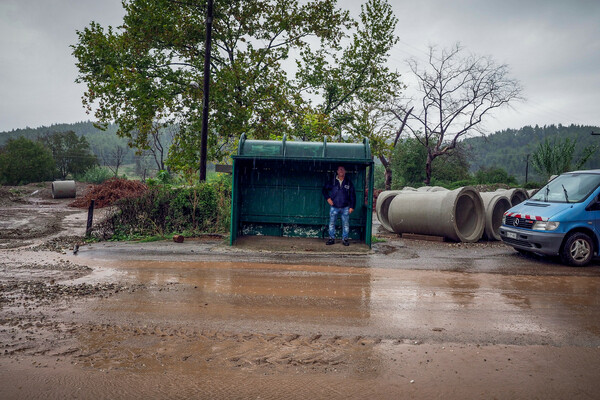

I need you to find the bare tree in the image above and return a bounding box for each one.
[146,123,176,172]
[101,145,129,177]
[394,44,523,184]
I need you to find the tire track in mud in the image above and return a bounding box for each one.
[63,323,395,375]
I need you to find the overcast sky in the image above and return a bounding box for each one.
[1,0,599,134]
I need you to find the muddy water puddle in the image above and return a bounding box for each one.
[65,257,600,345]
[3,255,600,398]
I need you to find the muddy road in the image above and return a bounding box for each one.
[1,183,600,399]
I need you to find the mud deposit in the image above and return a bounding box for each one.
[1,183,600,399]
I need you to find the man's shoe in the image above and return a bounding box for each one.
[326,239,335,245]
[342,239,350,246]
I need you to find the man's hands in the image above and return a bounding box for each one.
[328,199,354,214]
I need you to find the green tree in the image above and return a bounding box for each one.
[297,0,404,188]
[391,136,472,188]
[390,136,427,188]
[474,166,517,185]
[72,0,352,173]
[0,137,56,185]
[40,131,98,179]
[531,137,596,180]
[430,148,471,184]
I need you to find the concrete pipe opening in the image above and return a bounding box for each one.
[52,180,77,199]
[495,188,529,206]
[454,190,485,242]
[387,186,485,242]
[375,190,402,232]
[479,193,511,241]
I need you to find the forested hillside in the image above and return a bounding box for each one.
[463,124,600,183]
[0,121,127,161]
[2,121,599,184]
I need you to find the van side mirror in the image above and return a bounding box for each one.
[587,194,600,211]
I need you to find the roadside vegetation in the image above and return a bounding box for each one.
[70,173,231,241]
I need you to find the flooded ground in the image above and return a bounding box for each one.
[1,184,600,399]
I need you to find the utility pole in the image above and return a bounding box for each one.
[199,0,214,182]
[525,153,530,184]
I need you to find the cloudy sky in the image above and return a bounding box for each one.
[1,0,599,134]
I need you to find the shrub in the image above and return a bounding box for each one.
[475,166,517,185]
[75,166,113,184]
[105,174,232,239]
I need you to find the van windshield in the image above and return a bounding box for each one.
[530,173,600,203]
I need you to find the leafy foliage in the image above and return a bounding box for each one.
[297,0,404,189]
[106,174,231,239]
[0,137,56,185]
[40,131,98,179]
[474,167,517,185]
[390,136,471,188]
[72,0,353,172]
[531,137,596,180]
[74,165,114,184]
[390,137,427,188]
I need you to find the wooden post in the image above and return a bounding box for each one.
[86,199,95,237]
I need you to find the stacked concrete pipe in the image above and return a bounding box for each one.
[385,186,485,242]
[416,186,447,192]
[52,180,77,199]
[479,192,511,241]
[495,188,528,206]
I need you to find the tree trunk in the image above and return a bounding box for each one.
[379,155,393,190]
[424,152,433,185]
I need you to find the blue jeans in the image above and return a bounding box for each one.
[329,206,350,240]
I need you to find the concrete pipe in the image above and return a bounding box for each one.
[479,192,511,241]
[495,188,528,206]
[417,186,448,192]
[387,186,485,242]
[375,190,403,232]
[52,180,77,199]
[527,189,539,198]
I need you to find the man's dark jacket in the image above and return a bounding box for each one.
[322,176,356,209]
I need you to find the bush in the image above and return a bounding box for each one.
[75,166,113,184]
[523,181,542,189]
[474,166,517,185]
[105,173,232,239]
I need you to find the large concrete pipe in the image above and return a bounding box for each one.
[387,186,485,242]
[479,192,511,241]
[495,188,528,206]
[375,190,403,232]
[52,180,77,199]
[417,186,448,192]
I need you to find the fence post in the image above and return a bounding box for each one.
[86,199,95,237]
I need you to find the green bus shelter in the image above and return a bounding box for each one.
[230,134,374,247]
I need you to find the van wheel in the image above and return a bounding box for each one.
[560,233,594,266]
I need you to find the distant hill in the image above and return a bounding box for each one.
[463,124,600,183]
[2,121,599,184]
[0,121,135,164]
